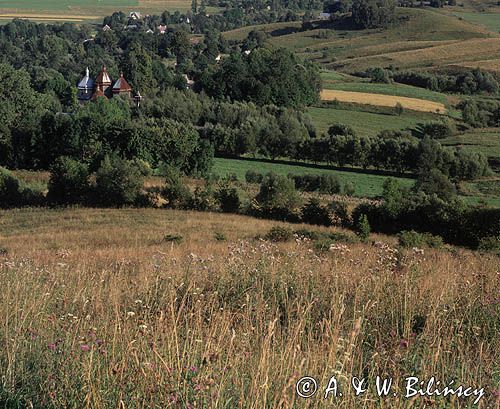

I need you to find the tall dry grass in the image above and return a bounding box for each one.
[0,208,499,408]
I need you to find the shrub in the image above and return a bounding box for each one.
[164,234,183,244]
[329,200,351,227]
[216,183,241,213]
[394,102,404,116]
[420,121,454,139]
[293,228,320,240]
[414,170,456,202]
[93,155,144,207]
[319,174,341,194]
[47,157,90,205]
[0,167,23,207]
[398,230,444,249]
[245,170,264,184]
[328,123,356,137]
[214,232,226,241]
[0,167,44,208]
[366,67,391,84]
[343,181,355,196]
[290,174,340,194]
[162,166,192,209]
[301,198,332,226]
[189,186,216,211]
[355,214,371,241]
[256,173,301,210]
[477,236,500,253]
[265,226,293,242]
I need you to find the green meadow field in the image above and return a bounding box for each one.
[307,105,438,135]
[213,157,500,205]
[452,11,500,32]
[322,79,449,105]
[213,157,414,197]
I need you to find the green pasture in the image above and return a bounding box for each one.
[307,106,437,136]
[213,157,415,197]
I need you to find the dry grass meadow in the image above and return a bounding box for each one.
[319,89,446,113]
[0,207,499,407]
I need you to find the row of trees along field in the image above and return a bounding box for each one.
[1,159,498,250]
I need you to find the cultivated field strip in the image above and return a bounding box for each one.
[332,37,500,73]
[320,89,446,113]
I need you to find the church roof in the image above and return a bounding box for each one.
[78,67,94,90]
[91,88,107,101]
[112,73,132,93]
[95,65,112,86]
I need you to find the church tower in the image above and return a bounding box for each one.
[94,65,112,97]
[77,67,94,103]
[112,72,133,98]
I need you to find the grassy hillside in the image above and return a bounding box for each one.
[307,105,438,135]
[452,10,500,32]
[321,71,449,105]
[213,157,415,197]
[261,8,500,73]
[0,207,498,407]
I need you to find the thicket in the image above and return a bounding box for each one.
[352,178,500,249]
[460,99,500,128]
[0,167,44,208]
[389,68,499,95]
[297,132,490,181]
[4,161,498,250]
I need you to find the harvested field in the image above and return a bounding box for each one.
[0,12,96,21]
[0,0,192,22]
[452,58,500,73]
[320,89,447,113]
[331,37,500,73]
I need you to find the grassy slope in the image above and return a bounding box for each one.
[0,207,498,407]
[441,128,500,161]
[263,8,499,72]
[322,78,449,105]
[307,105,436,135]
[452,11,500,32]
[214,157,500,206]
[214,157,414,197]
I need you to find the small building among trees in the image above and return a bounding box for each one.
[77,66,136,104]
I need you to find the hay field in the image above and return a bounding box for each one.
[0,0,192,22]
[320,89,446,113]
[0,207,499,407]
[321,78,449,105]
[331,37,500,74]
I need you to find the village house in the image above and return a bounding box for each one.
[318,12,332,20]
[129,11,142,20]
